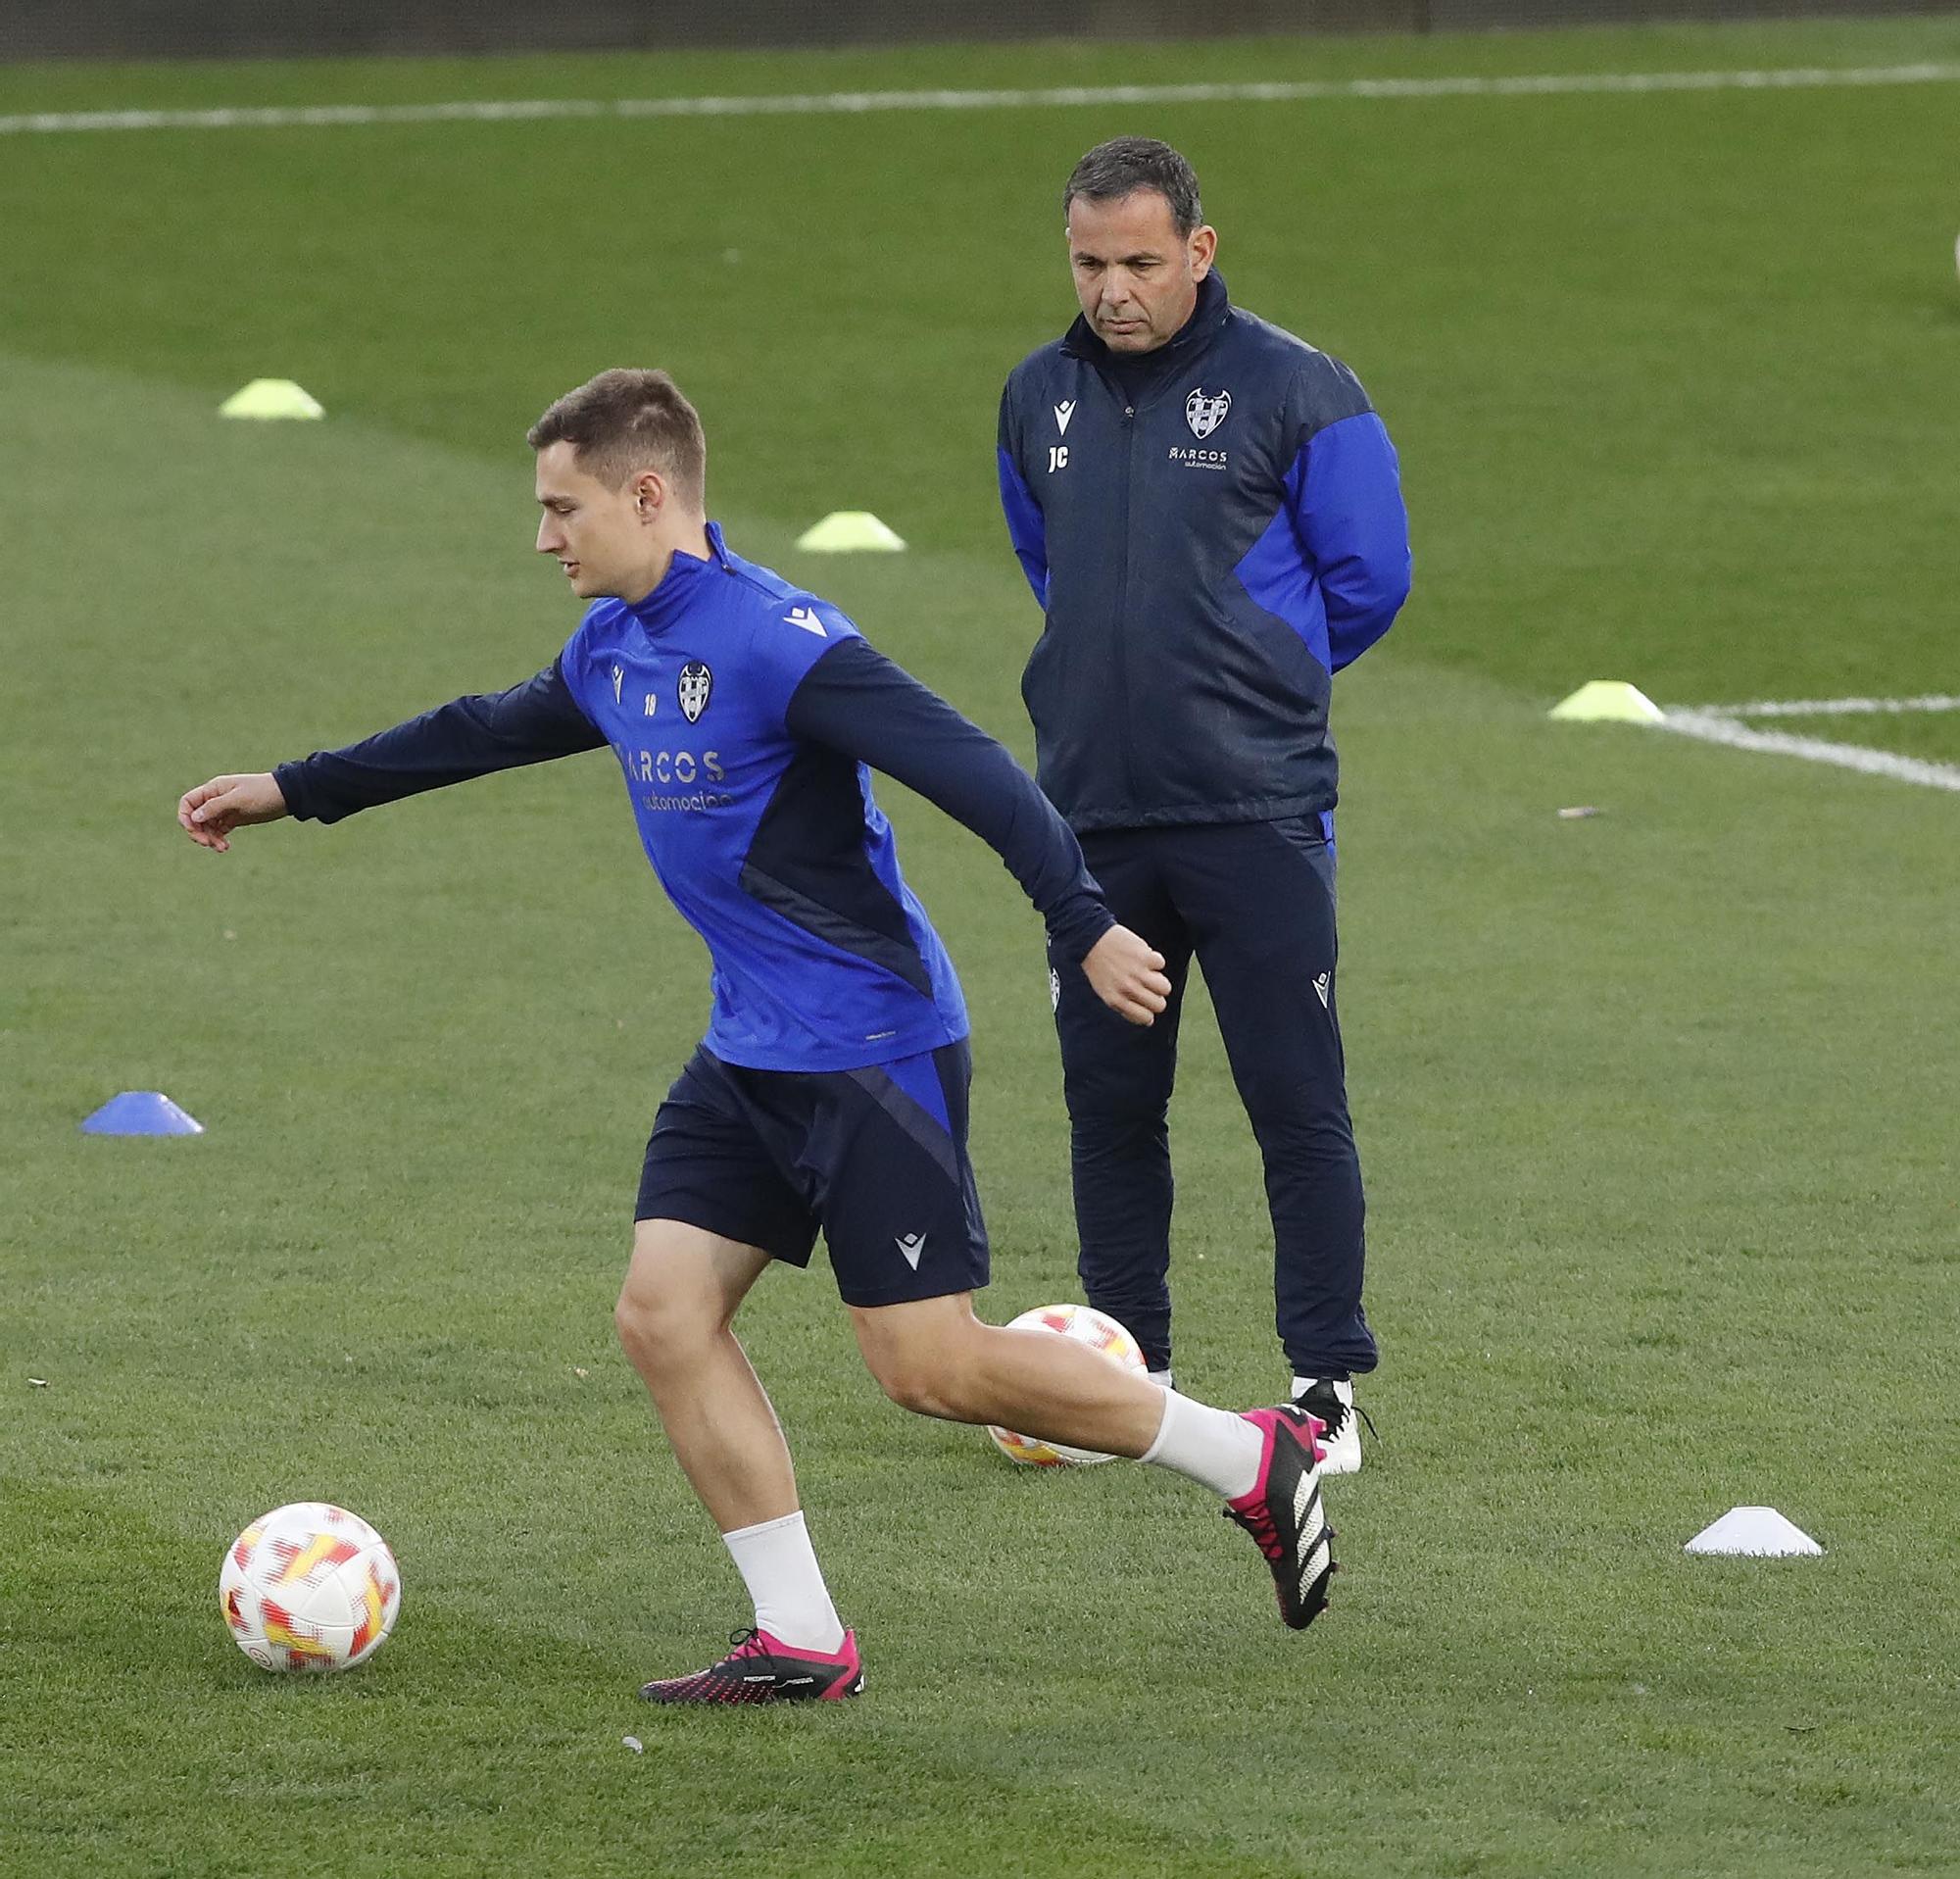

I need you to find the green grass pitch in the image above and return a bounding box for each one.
[3,18,1958,1876]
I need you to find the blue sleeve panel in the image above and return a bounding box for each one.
[784,636,1113,964]
[1290,411,1412,673]
[1232,411,1411,680]
[273,656,605,824]
[997,450,1050,608]
[997,381,1049,606]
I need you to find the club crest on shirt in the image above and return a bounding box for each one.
[677,661,712,723]
[1185,387,1231,439]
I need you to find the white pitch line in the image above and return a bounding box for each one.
[1690,693,1960,718]
[4,61,1960,137]
[1658,710,1960,793]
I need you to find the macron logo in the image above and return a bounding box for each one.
[785,606,826,637]
[1054,400,1075,435]
[895,1232,926,1270]
[1312,970,1331,1010]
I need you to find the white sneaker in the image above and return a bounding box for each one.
[1290,1377,1365,1475]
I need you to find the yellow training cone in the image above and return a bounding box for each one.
[795,511,906,553]
[220,378,325,420]
[1548,680,1664,723]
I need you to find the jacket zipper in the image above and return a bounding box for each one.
[1112,393,1139,808]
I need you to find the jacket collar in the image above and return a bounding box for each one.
[625,520,733,632]
[1058,269,1231,371]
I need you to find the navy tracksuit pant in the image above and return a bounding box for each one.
[1050,816,1376,1381]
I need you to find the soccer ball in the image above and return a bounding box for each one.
[220,1502,401,1673]
[988,1303,1147,1466]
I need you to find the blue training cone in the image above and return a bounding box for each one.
[80,1091,204,1136]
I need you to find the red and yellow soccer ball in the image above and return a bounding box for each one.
[987,1303,1147,1466]
[220,1502,401,1673]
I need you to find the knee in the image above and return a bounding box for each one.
[1064,1072,1172,1135]
[612,1280,667,1364]
[859,1323,979,1421]
[614,1272,712,1374]
[868,1352,965,1420]
[1243,1088,1355,1156]
[1226,1054,1346,1132]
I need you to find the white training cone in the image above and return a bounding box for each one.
[1548,680,1664,723]
[220,379,325,420]
[795,511,906,553]
[1684,1506,1823,1557]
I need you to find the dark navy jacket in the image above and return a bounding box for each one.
[274,524,1111,1073]
[997,272,1411,830]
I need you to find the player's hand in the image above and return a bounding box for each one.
[1082,923,1173,1026]
[177,772,289,852]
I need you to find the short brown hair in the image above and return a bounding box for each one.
[527,369,707,506]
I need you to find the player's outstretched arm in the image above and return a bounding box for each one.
[200,662,607,833]
[178,772,289,853]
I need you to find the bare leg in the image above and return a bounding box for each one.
[850,1291,1169,1458]
[619,1220,855,1671]
[855,1295,1329,1637]
[614,1218,796,1532]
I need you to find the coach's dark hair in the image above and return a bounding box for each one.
[527,368,707,506]
[1063,137,1202,236]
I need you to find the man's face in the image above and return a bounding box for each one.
[534,440,653,600]
[1066,189,1217,354]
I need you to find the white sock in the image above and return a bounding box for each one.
[721,1510,846,1655]
[1138,1390,1265,1501]
[1146,1367,1175,1391]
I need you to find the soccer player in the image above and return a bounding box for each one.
[177,368,1337,1704]
[997,139,1412,1469]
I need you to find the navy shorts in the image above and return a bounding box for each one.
[635,1041,990,1309]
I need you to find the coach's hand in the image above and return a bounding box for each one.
[1082,924,1173,1026]
[177,772,289,852]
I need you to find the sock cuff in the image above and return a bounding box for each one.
[723,1509,807,1545]
[1138,1389,1180,1467]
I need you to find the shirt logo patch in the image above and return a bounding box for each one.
[1185,387,1232,440]
[1054,399,1075,435]
[611,664,625,706]
[784,606,826,637]
[677,661,712,723]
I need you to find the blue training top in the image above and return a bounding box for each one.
[273,522,1112,1073]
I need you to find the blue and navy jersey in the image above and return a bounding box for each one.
[273,523,1112,1074]
[998,271,1412,831]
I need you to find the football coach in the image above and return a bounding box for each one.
[995,136,1411,1471]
